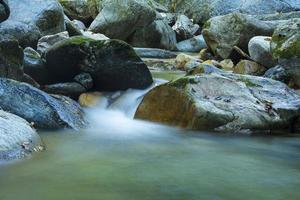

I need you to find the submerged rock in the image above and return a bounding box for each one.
[0,78,86,130]
[130,19,177,50]
[0,0,65,47]
[0,35,24,81]
[0,110,42,160]
[202,13,274,59]
[136,73,300,132]
[89,0,156,40]
[45,36,153,91]
[134,48,177,58]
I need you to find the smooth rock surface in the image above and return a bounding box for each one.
[176,35,207,52]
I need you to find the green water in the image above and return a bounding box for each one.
[0,119,300,200]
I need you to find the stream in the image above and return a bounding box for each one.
[0,73,300,200]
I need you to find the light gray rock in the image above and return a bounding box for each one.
[89,0,156,40]
[130,19,177,50]
[172,15,199,40]
[0,110,42,160]
[176,35,207,52]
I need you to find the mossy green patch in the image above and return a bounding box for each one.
[237,78,262,88]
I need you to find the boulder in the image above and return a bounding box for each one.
[175,53,201,71]
[37,31,69,55]
[74,73,93,90]
[0,0,9,23]
[23,47,49,85]
[0,110,42,160]
[176,35,207,52]
[0,0,65,47]
[233,60,267,76]
[0,78,86,130]
[89,0,156,40]
[0,35,24,81]
[58,0,99,24]
[72,20,87,30]
[248,36,277,68]
[264,65,290,84]
[130,20,177,50]
[82,31,109,40]
[172,15,199,40]
[155,0,300,24]
[43,82,87,99]
[136,72,300,132]
[45,36,153,91]
[64,15,83,37]
[271,19,300,88]
[202,13,274,59]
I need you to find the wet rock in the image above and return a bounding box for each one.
[0,110,42,160]
[264,65,290,84]
[45,36,153,91]
[43,82,87,99]
[130,19,177,50]
[0,0,65,47]
[277,59,300,88]
[82,31,109,41]
[23,47,49,85]
[202,13,274,59]
[0,35,24,81]
[89,0,156,40]
[37,31,69,55]
[176,35,207,52]
[74,73,94,90]
[172,15,199,40]
[0,78,86,130]
[0,0,9,23]
[175,53,201,71]
[134,48,177,58]
[248,36,277,68]
[187,63,224,75]
[234,60,267,76]
[79,92,102,107]
[136,73,300,132]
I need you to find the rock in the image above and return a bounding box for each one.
[271,19,300,88]
[134,48,177,58]
[248,36,277,68]
[0,0,9,23]
[79,92,102,107]
[0,78,86,130]
[136,73,300,132]
[89,0,156,40]
[0,35,24,81]
[74,73,94,90]
[0,110,42,160]
[172,15,199,40]
[43,82,87,99]
[82,31,109,40]
[199,48,215,61]
[234,60,267,76]
[175,53,201,71]
[254,11,300,21]
[219,59,235,71]
[59,0,99,24]
[160,12,177,26]
[130,20,177,50]
[202,13,274,59]
[23,47,50,85]
[45,36,153,91]
[271,18,300,59]
[176,35,207,52]
[37,31,69,55]
[143,59,176,71]
[22,74,40,88]
[0,0,65,47]
[156,0,300,24]
[187,63,224,75]
[264,65,290,84]
[72,20,87,30]
[64,15,83,37]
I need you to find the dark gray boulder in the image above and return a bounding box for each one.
[0,78,86,130]
[43,82,87,99]
[45,36,153,91]
[0,0,9,23]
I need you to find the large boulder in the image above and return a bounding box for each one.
[0,35,24,81]
[271,19,300,88]
[0,0,9,23]
[59,0,99,24]
[0,0,65,47]
[155,0,300,24]
[45,36,153,91]
[248,36,277,68]
[129,20,177,50]
[135,72,300,132]
[202,13,274,59]
[0,110,42,160]
[89,0,156,40]
[0,78,86,130]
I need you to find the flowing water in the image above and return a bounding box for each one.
[0,75,300,200]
